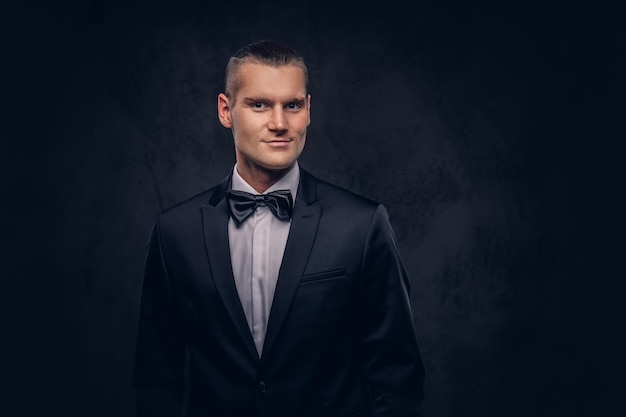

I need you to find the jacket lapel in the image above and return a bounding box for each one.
[261,169,321,360]
[201,176,259,361]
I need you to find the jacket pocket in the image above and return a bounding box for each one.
[300,268,347,284]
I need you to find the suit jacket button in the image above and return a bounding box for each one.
[259,381,268,393]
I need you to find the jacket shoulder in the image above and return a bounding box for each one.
[156,175,228,224]
[311,173,382,212]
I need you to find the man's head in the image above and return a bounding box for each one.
[218,40,311,190]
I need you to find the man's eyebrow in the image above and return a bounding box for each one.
[242,97,266,102]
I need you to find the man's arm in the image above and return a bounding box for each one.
[133,216,186,417]
[357,204,425,416]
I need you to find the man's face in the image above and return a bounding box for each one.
[218,63,311,176]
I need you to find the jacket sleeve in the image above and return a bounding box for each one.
[132,215,186,417]
[357,204,425,416]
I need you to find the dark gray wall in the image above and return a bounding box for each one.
[1,1,621,416]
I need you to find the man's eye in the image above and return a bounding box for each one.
[252,102,265,109]
[286,102,302,110]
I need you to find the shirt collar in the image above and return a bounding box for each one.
[231,162,300,204]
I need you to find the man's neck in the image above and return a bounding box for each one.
[235,163,295,194]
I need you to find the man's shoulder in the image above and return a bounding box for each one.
[158,176,228,218]
[305,170,382,214]
[314,176,375,203]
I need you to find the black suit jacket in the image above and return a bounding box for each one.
[133,168,425,417]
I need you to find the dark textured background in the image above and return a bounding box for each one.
[1,1,622,416]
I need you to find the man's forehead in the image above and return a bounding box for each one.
[237,63,306,91]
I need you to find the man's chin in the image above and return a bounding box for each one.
[258,157,299,171]
[262,161,297,173]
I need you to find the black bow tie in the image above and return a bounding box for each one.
[226,189,293,226]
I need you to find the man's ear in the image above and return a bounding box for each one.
[217,93,232,128]
[306,93,311,126]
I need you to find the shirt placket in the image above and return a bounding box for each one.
[251,207,270,356]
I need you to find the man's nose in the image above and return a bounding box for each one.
[268,108,287,132]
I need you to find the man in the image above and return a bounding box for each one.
[133,40,425,417]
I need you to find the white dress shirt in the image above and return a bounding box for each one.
[228,163,300,357]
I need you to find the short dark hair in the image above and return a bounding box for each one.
[224,40,309,100]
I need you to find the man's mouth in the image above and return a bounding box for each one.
[265,139,291,147]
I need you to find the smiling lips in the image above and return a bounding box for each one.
[265,140,292,147]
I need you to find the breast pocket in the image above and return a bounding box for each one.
[298,269,351,313]
[300,268,348,285]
